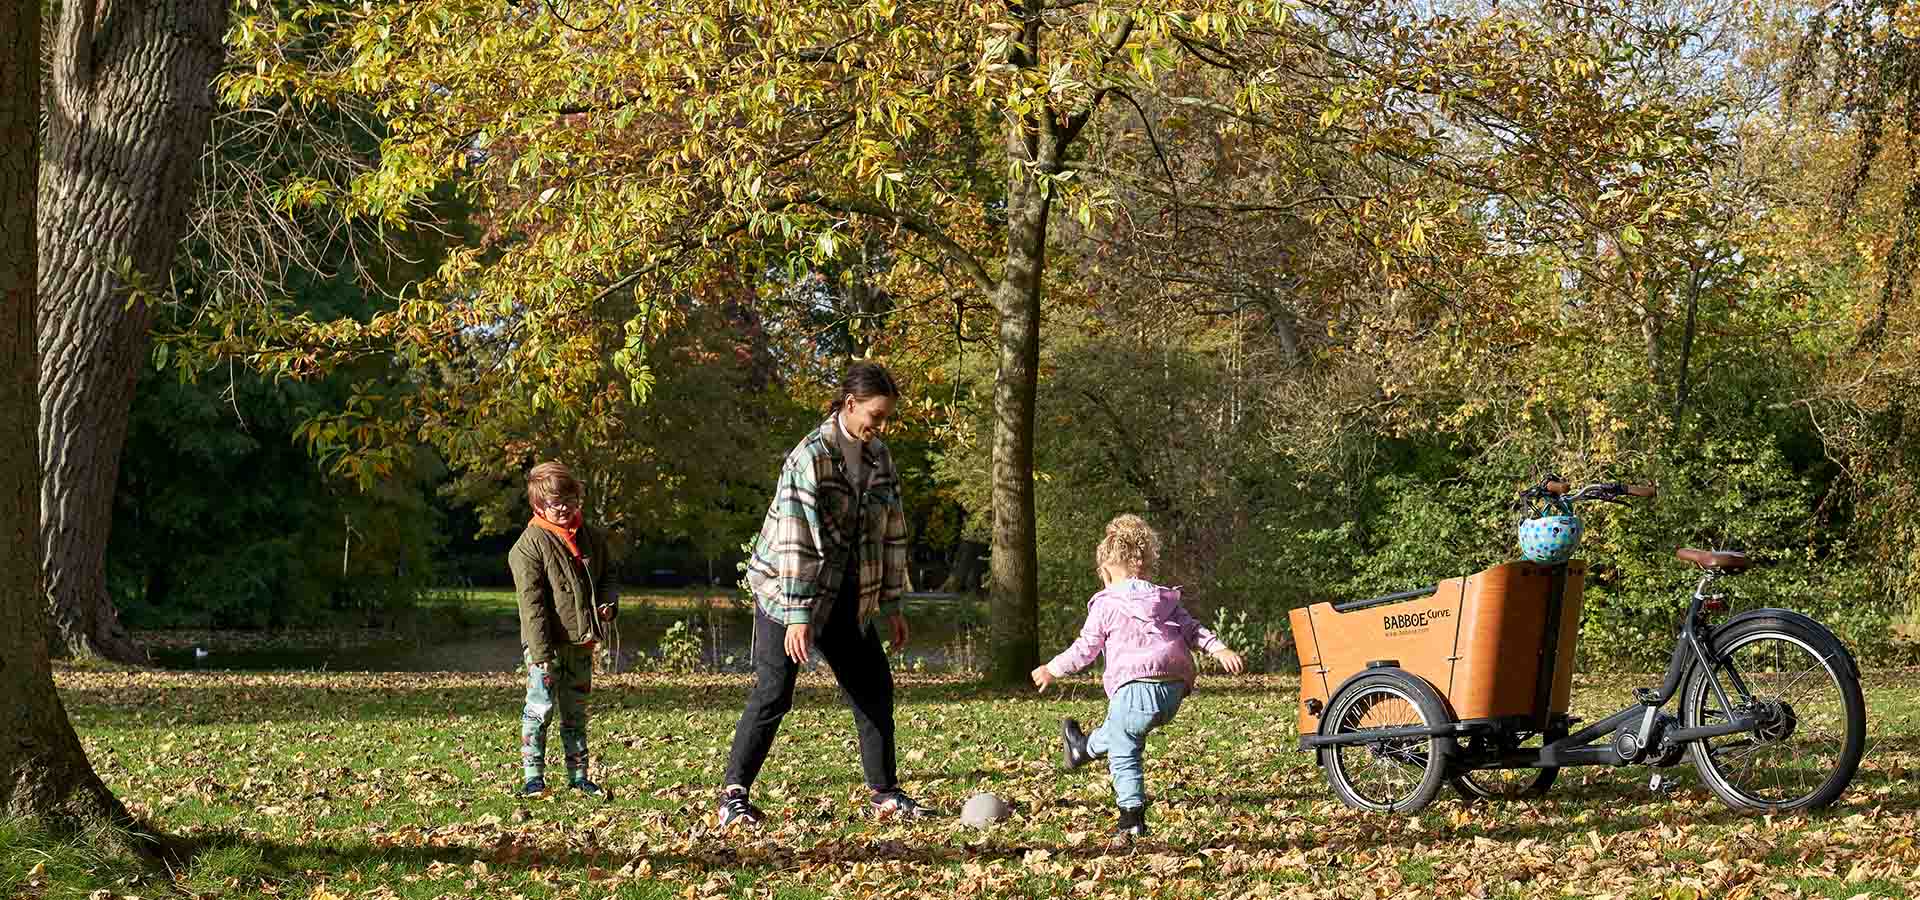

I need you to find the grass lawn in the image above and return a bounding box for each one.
[11,668,1920,899]
[441,587,984,621]
[442,586,740,619]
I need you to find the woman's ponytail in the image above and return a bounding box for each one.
[830,361,900,415]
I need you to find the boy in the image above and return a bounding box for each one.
[511,461,617,800]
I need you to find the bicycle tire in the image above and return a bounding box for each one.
[1681,614,1865,813]
[1319,669,1455,813]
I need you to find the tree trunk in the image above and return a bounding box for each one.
[986,163,1051,686]
[1639,277,1666,402]
[38,0,227,663]
[0,0,132,831]
[1671,257,1704,423]
[938,538,988,593]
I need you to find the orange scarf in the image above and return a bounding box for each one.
[530,516,597,649]
[530,515,583,561]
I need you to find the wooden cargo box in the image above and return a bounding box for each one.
[1289,561,1585,735]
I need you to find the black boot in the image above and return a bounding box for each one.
[1110,804,1149,839]
[1060,718,1094,771]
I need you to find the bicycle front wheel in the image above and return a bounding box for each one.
[1682,614,1866,812]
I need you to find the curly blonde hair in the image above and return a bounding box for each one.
[1095,514,1161,578]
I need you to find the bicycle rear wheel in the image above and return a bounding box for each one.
[1319,669,1454,813]
[1682,614,1865,812]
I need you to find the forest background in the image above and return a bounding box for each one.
[77,0,1920,676]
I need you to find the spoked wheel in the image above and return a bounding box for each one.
[1450,765,1558,802]
[1449,730,1561,802]
[1319,669,1454,813]
[1682,615,1866,812]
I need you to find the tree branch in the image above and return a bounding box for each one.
[769,114,855,170]
[803,194,998,293]
[1061,14,1135,144]
[1108,88,1179,229]
[795,34,861,64]
[1171,31,1241,72]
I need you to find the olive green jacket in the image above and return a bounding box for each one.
[510,522,616,664]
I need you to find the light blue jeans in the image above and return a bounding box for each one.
[1087,680,1186,809]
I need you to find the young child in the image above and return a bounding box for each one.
[1031,514,1245,838]
[510,461,617,801]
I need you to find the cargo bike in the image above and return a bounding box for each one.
[1289,478,1866,814]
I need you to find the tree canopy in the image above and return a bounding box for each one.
[132,0,1920,669]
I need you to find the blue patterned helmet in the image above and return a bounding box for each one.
[1518,511,1583,564]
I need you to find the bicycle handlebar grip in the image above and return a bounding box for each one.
[1625,484,1657,498]
[1543,480,1570,495]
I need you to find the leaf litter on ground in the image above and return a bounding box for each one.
[21,667,1920,899]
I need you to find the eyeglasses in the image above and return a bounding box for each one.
[544,499,582,513]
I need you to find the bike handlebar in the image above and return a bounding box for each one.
[1525,478,1657,503]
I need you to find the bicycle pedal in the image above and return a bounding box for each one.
[1649,773,1679,794]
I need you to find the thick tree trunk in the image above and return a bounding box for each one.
[986,167,1051,686]
[38,0,227,663]
[1,0,131,830]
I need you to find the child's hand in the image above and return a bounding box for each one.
[1030,665,1056,692]
[1212,648,1246,675]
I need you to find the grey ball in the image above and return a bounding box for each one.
[959,792,1012,827]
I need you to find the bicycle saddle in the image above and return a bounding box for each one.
[1676,548,1749,571]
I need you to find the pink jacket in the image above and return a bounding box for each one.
[1045,581,1225,697]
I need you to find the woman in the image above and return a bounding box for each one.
[719,361,930,825]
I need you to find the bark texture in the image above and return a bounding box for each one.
[1,0,132,829]
[983,0,1065,686]
[985,163,1050,685]
[38,0,229,662]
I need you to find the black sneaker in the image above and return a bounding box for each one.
[1061,718,1094,770]
[517,776,548,797]
[868,789,936,820]
[1110,805,1149,839]
[570,777,613,802]
[717,788,764,828]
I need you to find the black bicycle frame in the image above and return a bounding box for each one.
[1305,567,1769,761]
[1524,569,1759,768]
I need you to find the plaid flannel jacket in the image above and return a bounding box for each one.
[745,417,908,628]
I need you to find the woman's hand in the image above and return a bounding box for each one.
[1031,665,1056,692]
[784,623,812,664]
[1211,648,1246,675]
[889,613,910,651]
